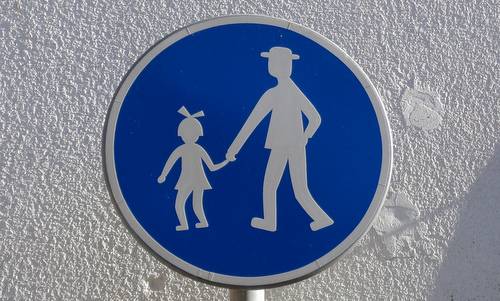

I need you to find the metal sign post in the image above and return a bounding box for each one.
[104,15,392,293]
[229,289,265,301]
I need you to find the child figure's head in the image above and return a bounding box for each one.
[177,106,205,143]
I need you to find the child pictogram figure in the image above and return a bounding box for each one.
[157,106,229,231]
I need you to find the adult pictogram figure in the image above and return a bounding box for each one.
[226,47,334,232]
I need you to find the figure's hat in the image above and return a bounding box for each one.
[260,47,300,60]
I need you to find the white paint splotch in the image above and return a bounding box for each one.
[372,191,420,258]
[402,87,444,131]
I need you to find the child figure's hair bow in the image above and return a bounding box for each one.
[178,106,204,118]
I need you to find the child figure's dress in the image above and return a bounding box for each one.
[174,143,212,191]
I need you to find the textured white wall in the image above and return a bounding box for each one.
[1,0,499,300]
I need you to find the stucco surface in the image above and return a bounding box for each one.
[1,0,499,300]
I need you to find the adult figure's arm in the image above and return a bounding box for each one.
[296,83,321,139]
[226,91,273,160]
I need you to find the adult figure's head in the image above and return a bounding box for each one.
[261,47,299,80]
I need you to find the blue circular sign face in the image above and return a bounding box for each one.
[105,16,392,288]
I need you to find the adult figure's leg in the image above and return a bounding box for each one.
[251,149,288,232]
[193,189,208,228]
[175,189,192,231]
[289,147,333,231]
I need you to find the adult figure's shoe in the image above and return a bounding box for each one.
[251,217,277,232]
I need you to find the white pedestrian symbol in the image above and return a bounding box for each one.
[157,107,229,231]
[158,47,334,232]
[226,47,334,232]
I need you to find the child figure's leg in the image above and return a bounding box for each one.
[193,189,208,228]
[175,189,191,231]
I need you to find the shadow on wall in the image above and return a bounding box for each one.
[430,145,500,300]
